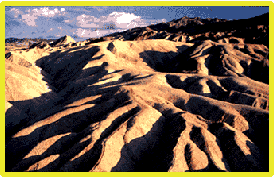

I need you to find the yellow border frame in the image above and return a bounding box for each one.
[1,1,274,177]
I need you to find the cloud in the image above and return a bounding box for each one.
[21,14,38,27]
[6,7,167,40]
[109,12,139,24]
[102,12,155,29]
[29,7,65,17]
[75,14,100,28]
[19,7,66,26]
[74,12,150,30]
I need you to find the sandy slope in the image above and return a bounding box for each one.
[5,35,269,172]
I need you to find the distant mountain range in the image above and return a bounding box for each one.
[5,37,56,47]
[6,12,269,47]
[92,12,268,47]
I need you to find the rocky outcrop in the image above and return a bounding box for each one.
[29,42,50,50]
[50,35,76,47]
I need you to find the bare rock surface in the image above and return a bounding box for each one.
[5,13,269,173]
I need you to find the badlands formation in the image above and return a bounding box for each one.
[5,13,269,172]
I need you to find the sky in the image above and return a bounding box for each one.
[5,6,269,42]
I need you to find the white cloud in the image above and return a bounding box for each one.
[35,7,62,17]
[81,29,86,35]
[42,7,49,16]
[27,7,65,17]
[109,12,139,24]
[21,14,38,27]
[76,12,149,30]
[103,12,150,29]
[19,7,66,26]
[76,14,100,28]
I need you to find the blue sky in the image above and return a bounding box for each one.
[5,6,269,42]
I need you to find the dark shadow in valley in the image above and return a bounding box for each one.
[35,46,103,92]
[208,123,266,172]
[138,44,199,73]
[241,109,269,171]
[111,112,186,172]
[54,105,141,172]
[184,143,227,172]
[138,41,269,87]
[188,126,229,171]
